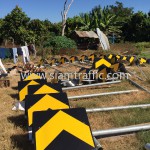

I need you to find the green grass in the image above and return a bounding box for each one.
[2,58,13,64]
[135,42,150,49]
[111,108,150,127]
[105,108,150,149]
[129,98,150,105]
[139,51,150,59]
[136,131,150,150]
[133,42,150,57]
[135,42,150,58]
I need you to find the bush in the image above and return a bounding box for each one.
[43,36,77,55]
[135,42,150,48]
[36,47,52,58]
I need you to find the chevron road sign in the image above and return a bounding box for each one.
[28,83,62,95]
[20,72,46,81]
[32,108,95,150]
[25,93,69,126]
[18,79,47,101]
[94,58,111,69]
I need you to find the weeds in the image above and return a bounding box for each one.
[111,108,150,127]
[135,42,150,49]
[137,131,150,150]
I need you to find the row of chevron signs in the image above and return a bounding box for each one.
[16,72,96,150]
[40,54,150,67]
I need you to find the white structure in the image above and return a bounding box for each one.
[0,59,7,74]
[96,28,110,50]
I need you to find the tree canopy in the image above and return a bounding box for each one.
[1,6,30,44]
[0,2,149,45]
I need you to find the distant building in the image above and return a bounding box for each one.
[70,31,99,50]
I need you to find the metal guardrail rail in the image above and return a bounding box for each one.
[68,90,139,100]
[128,79,150,94]
[92,124,150,138]
[63,80,121,90]
[86,104,150,113]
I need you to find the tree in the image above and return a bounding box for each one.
[124,11,150,42]
[148,11,150,17]
[0,19,3,28]
[87,5,122,36]
[109,1,134,22]
[61,0,74,36]
[66,16,83,36]
[79,13,92,31]
[28,19,48,44]
[0,19,4,43]
[109,1,134,41]
[51,22,62,36]
[1,6,30,44]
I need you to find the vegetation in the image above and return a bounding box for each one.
[123,11,150,42]
[111,108,150,127]
[110,108,150,149]
[137,131,150,150]
[0,54,149,150]
[135,42,150,49]
[0,1,149,46]
[43,36,77,55]
[0,6,30,44]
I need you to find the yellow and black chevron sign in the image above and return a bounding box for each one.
[110,56,117,64]
[139,58,146,65]
[18,79,47,101]
[88,54,96,62]
[96,67,107,82]
[32,108,95,150]
[59,57,69,64]
[80,55,88,62]
[20,72,46,81]
[25,93,70,126]
[111,63,120,72]
[107,54,113,59]
[127,56,135,64]
[122,56,127,61]
[129,56,135,63]
[99,54,105,59]
[70,56,75,63]
[28,83,62,95]
[78,67,91,83]
[40,59,49,65]
[50,58,58,66]
[93,58,111,69]
[59,57,65,64]
[116,55,121,59]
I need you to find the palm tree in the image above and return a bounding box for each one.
[91,6,122,35]
[79,13,92,31]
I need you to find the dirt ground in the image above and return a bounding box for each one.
[0,53,150,150]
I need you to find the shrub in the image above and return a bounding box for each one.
[135,42,150,49]
[43,36,77,55]
[36,47,52,59]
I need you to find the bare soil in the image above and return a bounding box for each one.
[0,52,150,150]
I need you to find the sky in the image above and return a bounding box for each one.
[0,0,149,23]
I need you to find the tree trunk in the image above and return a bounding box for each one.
[4,39,7,48]
[33,41,37,59]
[62,27,65,36]
[62,20,66,36]
[61,0,74,36]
